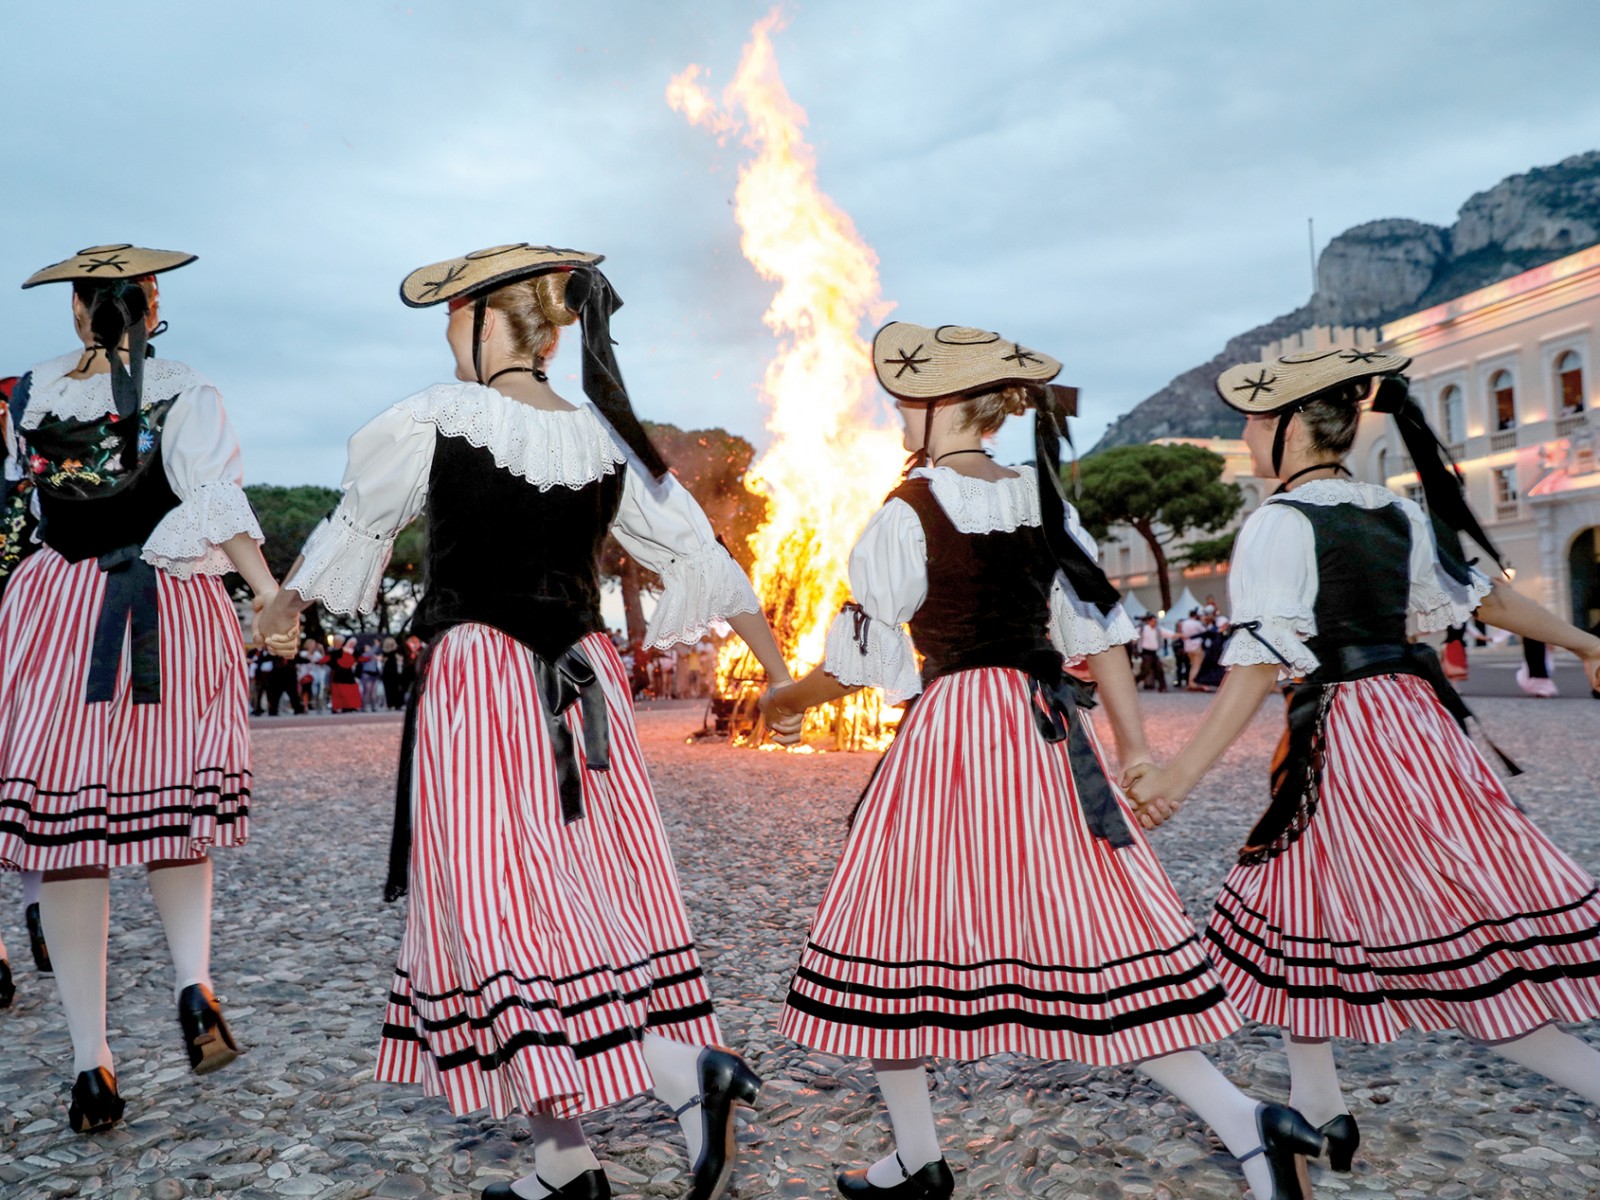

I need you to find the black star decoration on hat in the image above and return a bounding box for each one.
[1340,349,1382,363]
[82,253,129,274]
[1233,370,1276,402]
[1002,344,1042,366]
[884,344,930,377]
[417,262,468,299]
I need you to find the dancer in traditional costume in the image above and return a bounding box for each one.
[0,246,295,1131]
[258,244,792,1200]
[760,323,1322,1200]
[1126,350,1600,1180]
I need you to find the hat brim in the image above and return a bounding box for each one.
[400,243,604,308]
[1216,348,1411,414]
[23,245,196,289]
[873,322,1061,401]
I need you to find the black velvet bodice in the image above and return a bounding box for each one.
[1275,497,1413,659]
[890,476,1062,684]
[418,433,626,661]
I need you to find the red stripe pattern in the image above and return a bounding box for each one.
[0,548,250,871]
[1208,674,1600,1042]
[374,628,719,1119]
[781,667,1242,1064]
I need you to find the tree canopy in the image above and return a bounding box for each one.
[1071,443,1242,611]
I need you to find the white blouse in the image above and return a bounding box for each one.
[286,382,761,648]
[821,465,1136,705]
[13,353,263,579]
[1222,477,1494,677]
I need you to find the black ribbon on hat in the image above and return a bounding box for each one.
[1034,385,1120,615]
[564,266,671,486]
[1026,667,1134,848]
[86,544,161,705]
[1370,374,1509,581]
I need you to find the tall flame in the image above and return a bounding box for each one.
[670,11,906,740]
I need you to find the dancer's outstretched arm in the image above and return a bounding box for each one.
[1475,582,1600,686]
[1083,648,1152,774]
[759,667,855,745]
[1123,662,1279,829]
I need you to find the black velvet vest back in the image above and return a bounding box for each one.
[418,433,626,661]
[891,476,1061,684]
[23,394,182,563]
[1275,497,1412,658]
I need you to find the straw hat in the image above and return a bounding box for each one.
[1216,347,1412,414]
[22,244,196,289]
[872,322,1061,401]
[400,243,603,308]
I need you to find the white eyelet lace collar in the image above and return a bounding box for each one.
[1266,477,1401,510]
[399,383,627,491]
[22,353,209,427]
[908,464,1041,534]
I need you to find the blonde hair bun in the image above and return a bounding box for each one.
[534,272,578,328]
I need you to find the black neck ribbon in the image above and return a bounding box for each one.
[1371,374,1509,580]
[563,266,670,487]
[1034,388,1120,615]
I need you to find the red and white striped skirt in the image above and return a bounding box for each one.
[1208,674,1600,1042]
[0,548,250,871]
[374,627,720,1119]
[780,667,1242,1064]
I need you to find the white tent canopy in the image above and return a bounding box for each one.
[1160,587,1202,629]
[1120,589,1151,619]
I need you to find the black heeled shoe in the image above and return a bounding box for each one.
[26,902,52,973]
[678,1046,762,1200]
[67,1067,126,1134]
[1320,1112,1359,1172]
[1238,1103,1322,1200]
[177,983,240,1074]
[0,959,13,1009]
[837,1153,955,1199]
[483,1170,610,1199]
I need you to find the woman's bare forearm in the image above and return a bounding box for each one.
[1167,663,1280,792]
[725,610,794,685]
[1085,648,1150,768]
[1476,581,1600,658]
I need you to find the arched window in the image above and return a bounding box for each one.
[1491,369,1516,431]
[1440,384,1465,444]
[1557,350,1585,415]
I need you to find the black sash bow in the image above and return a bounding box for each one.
[87,544,161,705]
[1026,669,1134,848]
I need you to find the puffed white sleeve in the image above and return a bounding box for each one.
[611,469,762,649]
[284,405,435,615]
[821,499,926,704]
[143,384,265,578]
[1048,504,1137,661]
[1220,503,1321,676]
[1400,499,1493,632]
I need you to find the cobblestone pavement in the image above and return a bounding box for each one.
[3,694,1600,1199]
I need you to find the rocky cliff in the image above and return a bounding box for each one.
[1093,151,1600,451]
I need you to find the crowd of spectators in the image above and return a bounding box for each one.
[248,634,421,716]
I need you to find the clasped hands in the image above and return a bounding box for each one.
[1119,760,1192,831]
[251,588,302,658]
[758,681,805,747]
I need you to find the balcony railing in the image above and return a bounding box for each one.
[1490,430,1518,452]
[1557,411,1590,436]
[1444,442,1465,461]
[1495,500,1521,522]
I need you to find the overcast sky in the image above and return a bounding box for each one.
[4,1,1598,485]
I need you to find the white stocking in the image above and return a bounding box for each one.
[1487,1024,1600,1105]
[641,1031,707,1161]
[1139,1050,1274,1200]
[40,876,113,1074]
[864,1058,942,1186]
[146,858,213,1000]
[506,1113,600,1198]
[1284,1034,1347,1127]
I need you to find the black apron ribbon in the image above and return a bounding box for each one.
[384,635,612,901]
[1034,390,1121,616]
[1026,669,1134,848]
[1241,641,1522,865]
[86,544,161,705]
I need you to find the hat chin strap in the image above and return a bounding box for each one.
[471,296,488,385]
[1270,407,1298,477]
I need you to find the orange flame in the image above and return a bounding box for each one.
[670,9,906,745]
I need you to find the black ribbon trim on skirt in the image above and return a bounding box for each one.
[793,957,1215,1007]
[1216,883,1600,955]
[1025,669,1135,848]
[803,935,1202,975]
[1209,904,1600,977]
[389,981,656,1033]
[0,772,251,803]
[1239,640,1522,866]
[1204,928,1600,1006]
[390,945,696,1003]
[384,634,613,902]
[86,543,161,705]
[783,981,1231,1036]
[0,810,248,848]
